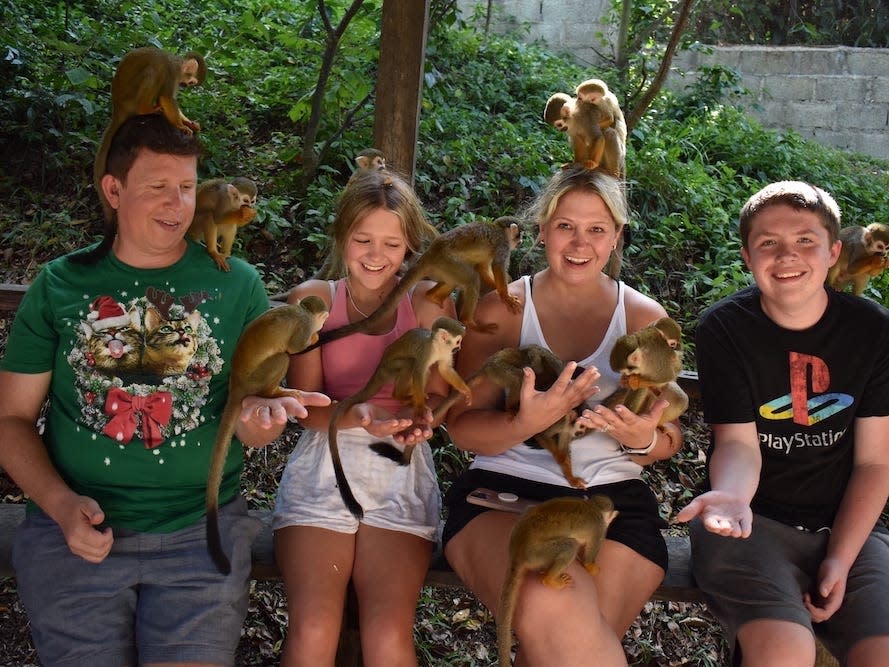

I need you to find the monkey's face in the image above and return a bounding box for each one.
[180,58,202,87]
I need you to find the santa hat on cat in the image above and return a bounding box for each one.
[88,296,133,331]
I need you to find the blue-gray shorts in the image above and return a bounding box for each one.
[12,496,262,667]
[690,514,889,664]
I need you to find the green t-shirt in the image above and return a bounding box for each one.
[1,240,268,532]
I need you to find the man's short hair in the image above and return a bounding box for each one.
[105,113,204,183]
[739,181,841,248]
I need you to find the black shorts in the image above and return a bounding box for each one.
[442,468,668,571]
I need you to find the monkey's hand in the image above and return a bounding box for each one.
[673,490,752,538]
[57,495,114,564]
[237,207,257,227]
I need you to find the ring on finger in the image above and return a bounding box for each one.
[601,423,611,433]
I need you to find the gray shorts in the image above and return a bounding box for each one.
[12,496,262,667]
[690,514,889,664]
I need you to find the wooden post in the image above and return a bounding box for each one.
[373,0,431,185]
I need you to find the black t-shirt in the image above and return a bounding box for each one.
[695,285,889,530]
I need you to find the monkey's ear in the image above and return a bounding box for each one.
[101,174,122,210]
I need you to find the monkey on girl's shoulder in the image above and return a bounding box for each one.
[307,217,523,351]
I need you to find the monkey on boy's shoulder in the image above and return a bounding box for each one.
[827,223,889,296]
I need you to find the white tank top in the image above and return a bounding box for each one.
[470,275,643,487]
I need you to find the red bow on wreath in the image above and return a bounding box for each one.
[103,387,173,449]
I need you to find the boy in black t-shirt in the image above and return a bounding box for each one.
[676,181,889,666]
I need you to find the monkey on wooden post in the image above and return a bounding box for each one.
[544,78,626,177]
[827,222,889,295]
[205,296,328,574]
[497,495,618,667]
[94,47,207,223]
[188,177,259,271]
[328,317,470,518]
[306,217,523,351]
[602,316,689,429]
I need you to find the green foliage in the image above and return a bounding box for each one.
[692,0,889,47]
[1,0,888,341]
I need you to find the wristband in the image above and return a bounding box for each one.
[620,427,658,455]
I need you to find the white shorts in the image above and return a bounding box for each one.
[272,427,441,542]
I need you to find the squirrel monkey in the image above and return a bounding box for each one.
[437,345,591,488]
[94,47,207,222]
[827,222,889,295]
[544,78,626,177]
[354,147,387,173]
[497,495,618,667]
[188,177,259,271]
[328,317,471,518]
[307,217,523,351]
[205,296,328,574]
[602,317,689,426]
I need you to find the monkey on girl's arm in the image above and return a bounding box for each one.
[328,317,471,519]
[600,316,688,459]
[205,296,329,574]
[436,345,591,488]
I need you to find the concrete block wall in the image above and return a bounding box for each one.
[456,2,889,161]
[673,46,889,161]
[457,0,612,66]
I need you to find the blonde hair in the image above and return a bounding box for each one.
[317,168,437,279]
[528,167,628,278]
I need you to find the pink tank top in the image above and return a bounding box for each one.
[320,279,419,413]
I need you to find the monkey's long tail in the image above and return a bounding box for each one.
[328,422,364,519]
[205,409,239,575]
[497,563,523,667]
[297,270,419,354]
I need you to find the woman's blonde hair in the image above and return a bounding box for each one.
[527,167,629,279]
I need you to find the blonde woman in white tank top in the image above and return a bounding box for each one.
[443,168,685,667]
